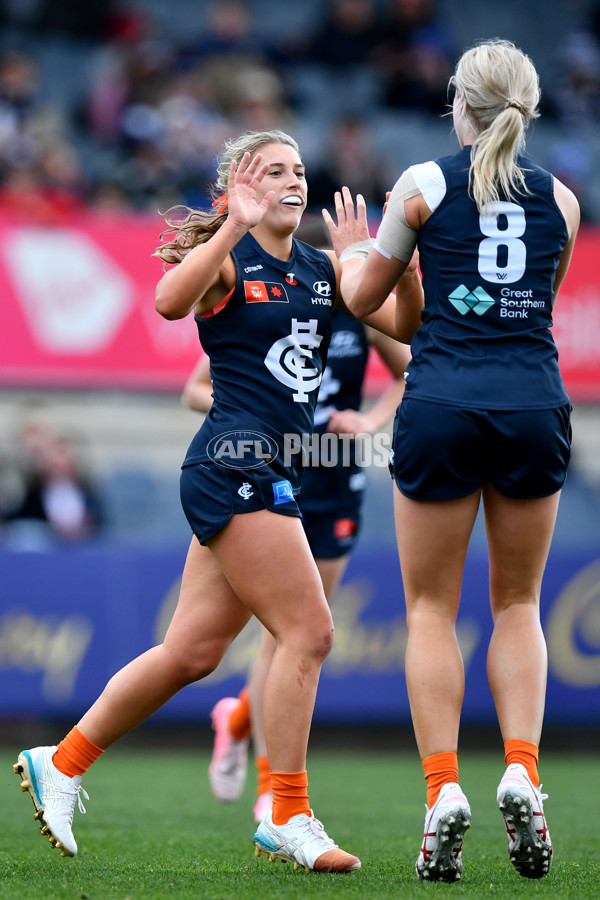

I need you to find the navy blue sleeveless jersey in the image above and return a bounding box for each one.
[183,232,336,493]
[300,307,369,514]
[406,146,570,410]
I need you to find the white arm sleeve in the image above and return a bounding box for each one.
[376,161,447,261]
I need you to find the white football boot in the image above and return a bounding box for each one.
[14,745,88,857]
[497,763,552,878]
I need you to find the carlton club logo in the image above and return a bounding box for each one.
[264,318,324,402]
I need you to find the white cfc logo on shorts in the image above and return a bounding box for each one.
[264,318,324,402]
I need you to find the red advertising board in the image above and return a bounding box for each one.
[0,213,202,391]
[0,215,599,400]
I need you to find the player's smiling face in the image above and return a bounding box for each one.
[254,142,307,225]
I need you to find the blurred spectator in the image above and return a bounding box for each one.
[0,159,85,224]
[151,70,232,207]
[84,10,174,149]
[0,46,87,220]
[544,30,600,222]
[0,0,597,225]
[88,177,133,216]
[0,449,23,523]
[3,417,104,544]
[301,0,381,68]
[370,0,455,114]
[0,49,39,119]
[228,64,296,133]
[176,0,278,111]
[306,115,391,211]
[283,0,385,120]
[0,50,43,170]
[549,31,600,128]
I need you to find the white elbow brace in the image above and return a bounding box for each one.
[376,169,420,262]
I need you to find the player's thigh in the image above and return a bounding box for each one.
[208,509,333,642]
[163,536,252,658]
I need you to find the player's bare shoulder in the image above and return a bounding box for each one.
[553,176,581,238]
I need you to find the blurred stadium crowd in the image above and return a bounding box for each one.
[0,0,599,223]
[1,0,600,548]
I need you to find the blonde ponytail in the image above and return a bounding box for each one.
[452,40,540,212]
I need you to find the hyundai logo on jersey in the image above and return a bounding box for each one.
[207,430,280,469]
[312,281,331,296]
[244,281,289,303]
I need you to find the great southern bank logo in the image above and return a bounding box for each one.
[207,430,279,469]
[448,284,495,316]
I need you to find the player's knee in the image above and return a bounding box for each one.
[165,640,226,685]
[317,625,335,662]
[301,618,335,662]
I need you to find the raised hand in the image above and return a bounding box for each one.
[322,187,371,258]
[226,152,275,231]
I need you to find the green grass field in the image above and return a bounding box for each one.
[1,746,598,900]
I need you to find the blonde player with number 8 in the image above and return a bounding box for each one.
[327,40,579,882]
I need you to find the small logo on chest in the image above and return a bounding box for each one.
[244,281,289,303]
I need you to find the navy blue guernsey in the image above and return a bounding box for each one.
[406,146,570,410]
[183,231,336,492]
[300,308,369,513]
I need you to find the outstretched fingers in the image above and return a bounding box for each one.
[322,186,371,256]
[231,152,269,188]
[225,151,274,227]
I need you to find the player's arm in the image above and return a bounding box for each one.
[155,222,240,320]
[323,184,424,342]
[552,177,581,306]
[182,355,214,413]
[155,152,273,319]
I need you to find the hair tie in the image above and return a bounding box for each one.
[212,193,228,214]
[505,99,525,113]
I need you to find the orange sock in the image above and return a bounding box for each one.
[229,688,251,741]
[255,755,271,797]
[422,751,459,808]
[52,726,104,777]
[504,738,539,786]
[271,770,310,825]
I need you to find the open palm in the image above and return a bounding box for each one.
[226,152,275,231]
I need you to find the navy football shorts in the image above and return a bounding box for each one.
[390,397,572,501]
[180,460,301,545]
[301,508,362,559]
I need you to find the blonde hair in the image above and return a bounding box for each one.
[154,130,300,266]
[451,39,540,212]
